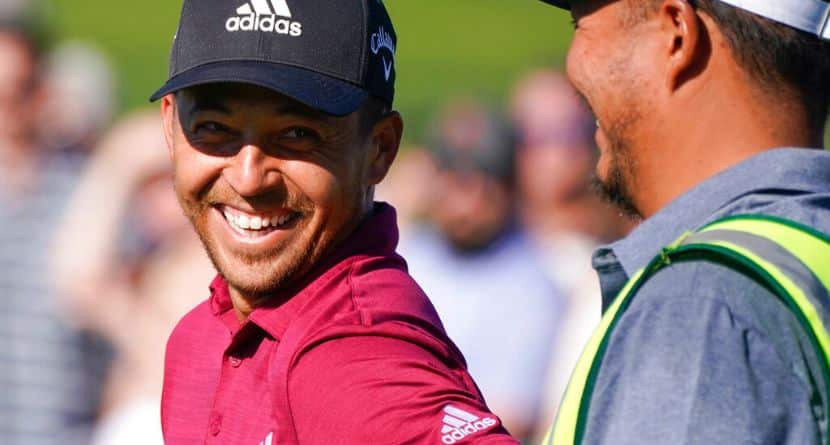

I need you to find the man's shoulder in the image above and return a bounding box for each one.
[632,260,791,319]
[618,258,820,383]
[344,253,442,324]
[737,187,830,235]
[626,186,830,323]
[587,261,824,444]
[283,252,452,361]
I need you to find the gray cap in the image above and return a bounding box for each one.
[541,0,830,41]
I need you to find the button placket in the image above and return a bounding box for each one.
[209,413,222,436]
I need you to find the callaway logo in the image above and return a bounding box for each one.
[370,26,396,81]
[226,0,303,37]
[440,405,498,444]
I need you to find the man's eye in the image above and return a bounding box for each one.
[283,127,319,140]
[195,122,229,134]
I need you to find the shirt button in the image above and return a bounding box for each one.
[229,357,242,368]
[209,414,222,436]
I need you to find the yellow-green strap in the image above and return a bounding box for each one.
[544,232,693,445]
[542,267,648,445]
[544,215,830,445]
[701,215,830,291]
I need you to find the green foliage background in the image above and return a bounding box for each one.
[47,1,573,143]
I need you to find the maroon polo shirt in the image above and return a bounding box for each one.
[161,203,519,444]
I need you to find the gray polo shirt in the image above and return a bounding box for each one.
[584,148,830,444]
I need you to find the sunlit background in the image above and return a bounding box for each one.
[2,2,828,445]
[48,0,573,140]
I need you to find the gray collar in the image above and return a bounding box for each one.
[593,148,830,281]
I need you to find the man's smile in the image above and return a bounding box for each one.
[215,204,302,242]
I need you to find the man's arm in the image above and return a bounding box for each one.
[582,262,822,444]
[288,333,521,444]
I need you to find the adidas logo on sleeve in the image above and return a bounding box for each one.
[226,0,302,36]
[440,405,498,444]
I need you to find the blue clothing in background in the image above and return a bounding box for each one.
[585,148,830,444]
[401,227,564,430]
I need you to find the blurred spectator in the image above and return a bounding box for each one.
[375,145,437,237]
[39,40,116,155]
[511,69,631,243]
[508,69,633,440]
[0,9,111,445]
[51,110,215,445]
[400,99,564,441]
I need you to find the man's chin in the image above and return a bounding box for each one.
[590,174,641,220]
[207,246,310,301]
[220,268,294,301]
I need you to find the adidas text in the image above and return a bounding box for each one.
[441,417,497,444]
[440,405,498,444]
[226,15,302,36]
[226,0,302,36]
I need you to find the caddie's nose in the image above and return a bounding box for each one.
[224,143,283,197]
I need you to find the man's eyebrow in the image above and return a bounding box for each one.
[189,98,232,114]
[274,103,334,122]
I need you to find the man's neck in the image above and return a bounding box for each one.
[633,84,816,218]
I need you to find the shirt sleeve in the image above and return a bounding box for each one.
[582,262,822,445]
[287,333,521,445]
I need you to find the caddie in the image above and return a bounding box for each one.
[536,0,830,443]
[151,1,522,444]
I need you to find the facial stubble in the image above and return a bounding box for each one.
[178,186,321,302]
[591,107,641,220]
[589,48,645,220]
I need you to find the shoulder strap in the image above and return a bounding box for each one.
[544,215,830,445]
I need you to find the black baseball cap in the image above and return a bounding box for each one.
[538,0,570,9]
[150,0,398,116]
[540,0,830,41]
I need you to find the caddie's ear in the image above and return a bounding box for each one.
[367,110,404,186]
[160,94,177,160]
[658,0,707,92]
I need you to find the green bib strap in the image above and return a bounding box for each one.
[543,215,830,445]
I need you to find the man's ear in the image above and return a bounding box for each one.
[160,94,177,160]
[367,111,404,185]
[658,0,707,92]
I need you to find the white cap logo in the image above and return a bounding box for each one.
[226,0,303,37]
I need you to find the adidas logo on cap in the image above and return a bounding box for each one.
[226,0,303,37]
[440,405,498,444]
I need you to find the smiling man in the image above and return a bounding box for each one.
[152,1,520,444]
[536,0,830,444]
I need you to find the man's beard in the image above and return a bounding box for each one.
[196,226,317,302]
[179,187,322,303]
[591,108,642,220]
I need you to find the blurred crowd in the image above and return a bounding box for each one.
[0,3,633,444]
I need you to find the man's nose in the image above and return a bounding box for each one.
[224,144,283,197]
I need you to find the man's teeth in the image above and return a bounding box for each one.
[223,210,294,231]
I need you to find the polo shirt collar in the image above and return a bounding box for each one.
[207,202,400,340]
[593,148,830,308]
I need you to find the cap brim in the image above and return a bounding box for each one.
[149,61,369,117]
[540,0,571,9]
